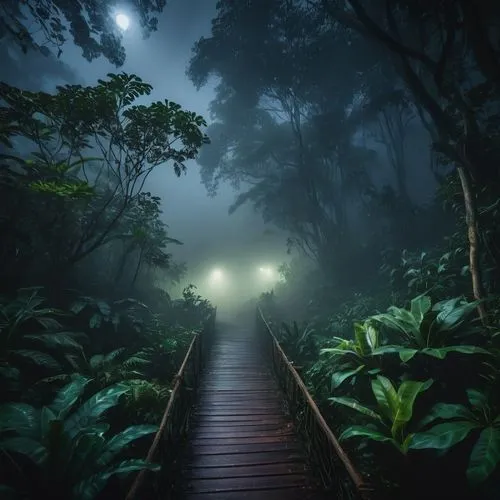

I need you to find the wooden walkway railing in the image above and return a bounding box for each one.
[127,307,370,499]
[256,307,373,500]
[125,310,216,500]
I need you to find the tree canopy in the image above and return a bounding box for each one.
[0,0,167,66]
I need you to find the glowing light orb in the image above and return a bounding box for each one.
[210,268,224,282]
[115,13,130,30]
[258,266,274,279]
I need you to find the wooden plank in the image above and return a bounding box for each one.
[184,462,309,479]
[184,474,309,493]
[185,450,304,468]
[188,442,302,456]
[185,489,323,500]
[178,322,324,499]
[190,435,298,446]
[194,415,287,424]
[192,429,295,439]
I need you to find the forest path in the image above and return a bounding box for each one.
[180,320,325,499]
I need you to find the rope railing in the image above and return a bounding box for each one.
[256,307,373,500]
[125,309,216,500]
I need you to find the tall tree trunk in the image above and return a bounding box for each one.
[456,163,487,323]
[131,246,144,287]
[115,242,135,284]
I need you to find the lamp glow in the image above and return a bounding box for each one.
[210,268,224,282]
[258,266,274,279]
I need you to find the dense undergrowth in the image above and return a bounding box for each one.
[260,214,500,499]
[0,74,214,499]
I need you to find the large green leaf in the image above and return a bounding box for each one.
[354,322,371,355]
[466,388,489,410]
[339,425,394,445]
[24,332,86,352]
[0,436,47,464]
[103,348,126,364]
[320,347,359,358]
[467,427,500,485]
[371,309,422,346]
[433,298,480,332]
[50,376,91,419]
[410,421,478,450]
[98,424,158,466]
[10,349,61,371]
[371,376,398,421]
[391,380,430,438]
[64,384,129,439]
[410,294,432,324]
[372,345,419,362]
[329,397,382,421]
[421,346,491,360]
[331,365,364,389]
[0,403,39,438]
[417,403,474,429]
[73,459,160,500]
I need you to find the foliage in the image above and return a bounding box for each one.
[188,0,384,283]
[0,378,159,499]
[331,375,432,454]
[0,0,167,65]
[121,379,170,424]
[0,288,87,391]
[369,294,488,362]
[410,388,500,486]
[277,321,317,366]
[318,320,382,390]
[0,73,208,284]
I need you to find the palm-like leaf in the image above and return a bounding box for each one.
[73,460,160,500]
[9,349,62,371]
[64,384,129,439]
[0,403,39,437]
[24,332,86,352]
[50,375,91,419]
[331,376,432,453]
[98,424,158,466]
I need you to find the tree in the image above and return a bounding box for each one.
[319,0,500,321]
[0,73,208,288]
[189,0,378,284]
[0,0,167,66]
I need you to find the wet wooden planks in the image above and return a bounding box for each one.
[181,325,325,499]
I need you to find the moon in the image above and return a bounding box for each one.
[115,13,130,31]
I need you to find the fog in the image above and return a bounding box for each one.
[0,0,441,313]
[26,0,290,308]
[1,2,499,499]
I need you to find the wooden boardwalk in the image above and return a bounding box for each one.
[180,322,325,499]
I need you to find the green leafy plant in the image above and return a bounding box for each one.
[0,377,159,499]
[0,288,86,376]
[121,379,170,424]
[410,388,500,485]
[383,247,468,295]
[277,320,317,365]
[370,294,489,362]
[40,348,152,390]
[331,375,433,453]
[318,320,382,389]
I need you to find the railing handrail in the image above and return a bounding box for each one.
[125,332,199,500]
[125,308,216,500]
[257,306,370,497]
